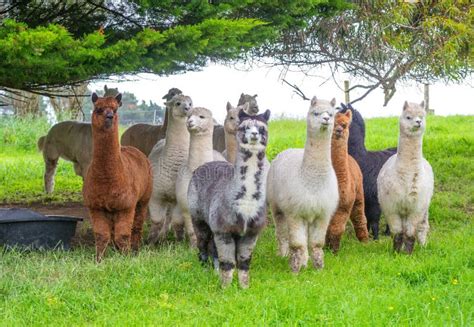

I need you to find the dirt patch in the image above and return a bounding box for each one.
[0,202,94,247]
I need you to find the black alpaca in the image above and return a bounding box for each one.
[338,103,396,239]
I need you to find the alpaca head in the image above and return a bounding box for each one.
[162,88,182,101]
[186,107,214,136]
[400,101,426,137]
[237,109,271,152]
[224,102,247,135]
[166,94,192,120]
[307,96,336,136]
[333,109,352,140]
[238,93,259,115]
[91,93,122,130]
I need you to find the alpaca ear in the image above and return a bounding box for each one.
[253,94,258,98]
[345,109,352,123]
[91,92,98,103]
[238,107,251,121]
[403,101,409,111]
[104,85,108,92]
[226,101,233,112]
[311,96,318,106]
[330,98,336,107]
[242,102,250,113]
[262,109,271,122]
[115,93,122,107]
[420,100,425,110]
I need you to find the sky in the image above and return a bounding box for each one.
[90,63,473,124]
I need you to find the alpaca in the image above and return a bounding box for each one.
[120,88,183,156]
[188,109,271,288]
[175,107,224,247]
[37,121,92,193]
[326,110,369,253]
[339,103,397,239]
[377,101,434,254]
[147,93,193,244]
[268,96,339,272]
[222,102,247,163]
[213,93,260,153]
[83,93,152,262]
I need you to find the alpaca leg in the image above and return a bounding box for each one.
[182,209,197,247]
[113,209,135,255]
[309,217,330,269]
[131,202,148,253]
[44,157,58,194]
[73,162,82,177]
[272,205,289,257]
[236,233,258,289]
[366,203,381,240]
[349,193,369,243]
[416,211,430,246]
[326,208,349,254]
[148,199,168,245]
[193,220,213,265]
[403,217,420,255]
[170,205,185,242]
[90,210,113,263]
[287,216,307,273]
[386,214,403,252]
[214,233,236,287]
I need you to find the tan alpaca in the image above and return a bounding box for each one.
[326,110,369,253]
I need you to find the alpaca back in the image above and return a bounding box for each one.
[121,123,163,156]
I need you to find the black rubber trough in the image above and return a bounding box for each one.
[0,208,83,250]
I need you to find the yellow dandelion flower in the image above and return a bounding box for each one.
[451,279,459,285]
[388,306,394,311]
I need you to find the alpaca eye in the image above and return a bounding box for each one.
[406,116,411,120]
[176,102,181,106]
[199,115,205,119]
[342,124,347,128]
[313,112,319,116]
[95,109,103,114]
[229,117,234,120]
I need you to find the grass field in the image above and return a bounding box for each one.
[0,115,473,325]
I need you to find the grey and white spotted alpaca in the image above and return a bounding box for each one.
[188,109,271,288]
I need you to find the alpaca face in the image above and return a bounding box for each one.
[307,96,336,135]
[237,109,270,152]
[400,101,426,136]
[168,94,192,119]
[333,110,352,140]
[186,107,213,135]
[224,102,247,135]
[238,93,259,115]
[91,93,122,129]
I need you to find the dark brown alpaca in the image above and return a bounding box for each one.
[83,93,153,262]
[326,110,369,253]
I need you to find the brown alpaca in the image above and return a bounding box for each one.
[83,93,153,262]
[326,110,369,253]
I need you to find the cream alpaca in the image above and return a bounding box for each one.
[267,96,339,272]
[222,102,247,163]
[175,107,224,246]
[377,101,434,254]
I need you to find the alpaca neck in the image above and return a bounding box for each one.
[165,116,189,149]
[396,133,424,168]
[225,131,238,164]
[302,130,332,174]
[91,122,123,176]
[331,137,349,180]
[188,132,214,170]
[348,121,368,159]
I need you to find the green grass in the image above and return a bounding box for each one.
[1,115,473,326]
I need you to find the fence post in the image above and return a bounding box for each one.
[344,80,350,104]
[153,109,156,124]
[424,83,435,115]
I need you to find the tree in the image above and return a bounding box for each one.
[258,1,473,105]
[0,0,346,106]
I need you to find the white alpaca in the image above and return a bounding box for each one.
[377,101,434,254]
[147,94,193,244]
[175,107,225,247]
[267,96,339,272]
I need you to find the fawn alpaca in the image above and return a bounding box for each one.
[268,96,339,272]
[326,110,369,253]
[83,93,152,262]
[339,103,397,239]
[377,101,434,254]
[188,110,271,288]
